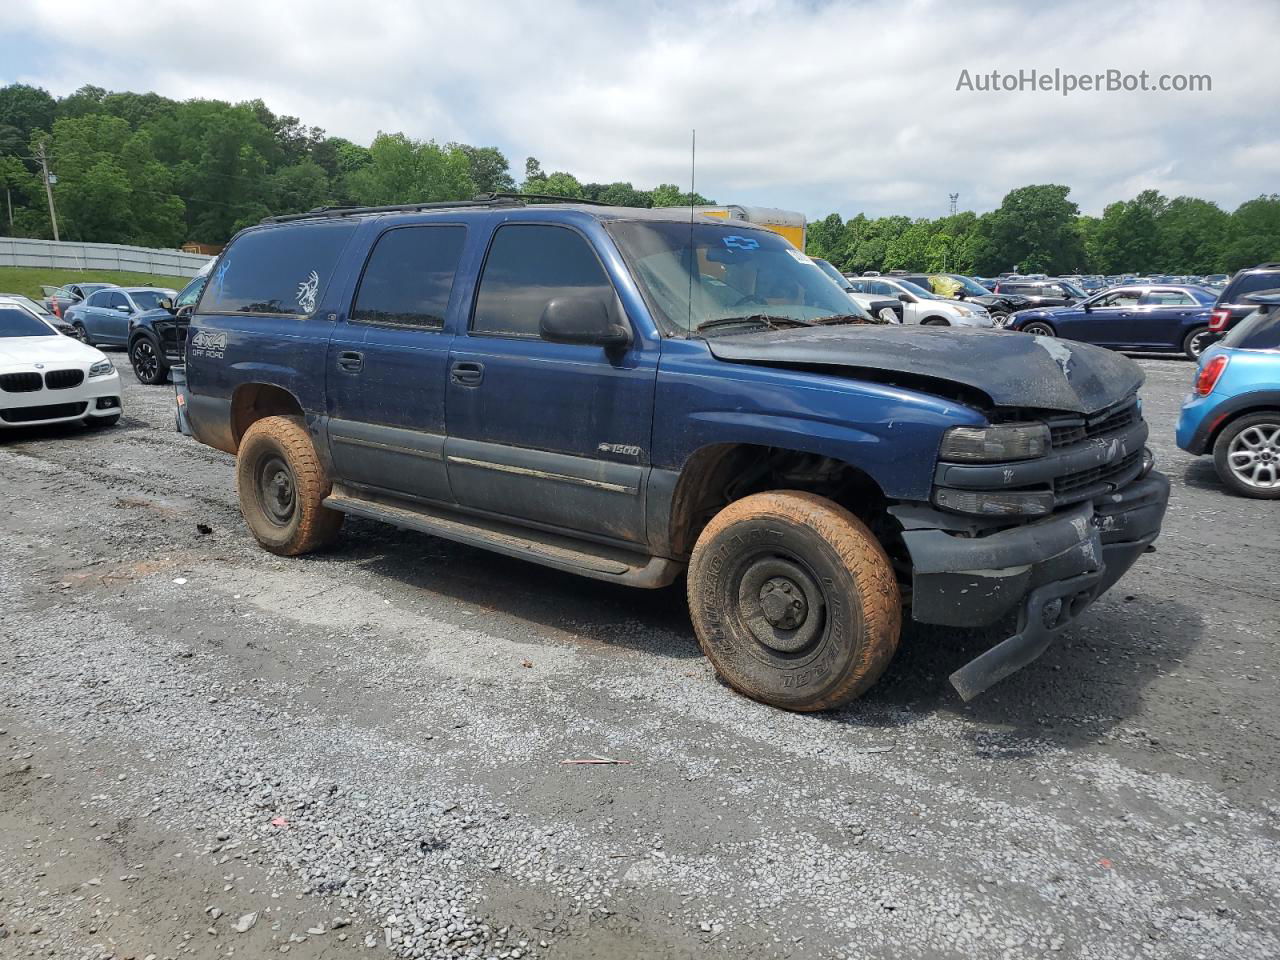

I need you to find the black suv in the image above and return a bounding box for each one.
[992,278,1086,309]
[1208,263,1280,338]
[127,273,208,385]
[897,274,1033,324]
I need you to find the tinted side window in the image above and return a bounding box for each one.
[86,291,110,307]
[202,221,358,317]
[352,226,465,329]
[107,291,129,309]
[1222,306,1280,349]
[1226,271,1280,302]
[472,224,615,338]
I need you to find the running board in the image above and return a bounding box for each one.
[323,485,682,589]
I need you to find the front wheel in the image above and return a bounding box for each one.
[990,312,1010,328]
[1212,412,1280,499]
[129,335,168,384]
[235,415,344,555]
[72,322,91,345]
[687,491,901,711]
[922,317,949,326]
[1183,326,1212,361]
[1022,321,1055,337]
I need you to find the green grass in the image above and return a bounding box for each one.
[0,266,193,299]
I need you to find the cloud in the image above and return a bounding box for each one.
[2,0,1277,220]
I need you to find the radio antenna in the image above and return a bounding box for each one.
[686,128,696,333]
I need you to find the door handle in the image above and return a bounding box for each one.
[451,361,484,386]
[337,350,363,372]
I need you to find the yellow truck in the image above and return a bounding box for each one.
[657,205,808,250]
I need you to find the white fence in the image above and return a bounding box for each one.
[0,237,213,277]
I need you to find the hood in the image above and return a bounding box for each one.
[0,333,106,367]
[704,325,1144,414]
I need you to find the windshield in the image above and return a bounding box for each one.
[0,306,57,337]
[607,221,867,334]
[1060,280,1087,299]
[0,295,49,315]
[937,275,990,297]
[130,290,173,311]
[812,258,850,286]
[897,279,939,300]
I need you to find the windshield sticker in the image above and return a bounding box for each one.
[786,248,814,265]
[296,270,320,314]
[722,235,759,251]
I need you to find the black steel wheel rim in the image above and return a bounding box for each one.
[255,453,297,526]
[132,340,159,381]
[730,549,828,658]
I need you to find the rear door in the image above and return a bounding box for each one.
[324,223,467,503]
[444,222,657,545]
[1137,288,1201,349]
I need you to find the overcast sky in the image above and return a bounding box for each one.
[2,0,1276,221]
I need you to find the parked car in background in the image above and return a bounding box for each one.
[63,286,178,347]
[1207,263,1280,340]
[0,302,122,429]
[127,274,208,384]
[41,282,119,319]
[1177,294,1280,498]
[1006,284,1218,358]
[0,293,77,337]
[845,276,993,326]
[897,273,1032,326]
[810,258,903,323]
[993,277,1087,308]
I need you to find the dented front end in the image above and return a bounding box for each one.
[888,392,1170,700]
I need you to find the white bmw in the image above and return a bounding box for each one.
[0,297,123,429]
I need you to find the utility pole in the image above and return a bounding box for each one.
[36,139,59,242]
[948,192,959,216]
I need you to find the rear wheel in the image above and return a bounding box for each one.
[686,491,901,712]
[1182,326,1212,360]
[1213,412,1280,499]
[236,415,344,555]
[129,335,168,384]
[922,317,949,326]
[1022,321,1055,337]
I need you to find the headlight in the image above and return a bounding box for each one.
[939,423,1050,462]
[933,487,1055,517]
[89,358,114,378]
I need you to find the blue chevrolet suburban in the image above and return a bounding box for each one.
[175,197,1169,710]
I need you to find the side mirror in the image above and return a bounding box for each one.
[539,296,631,350]
[158,297,174,312]
[1083,302,1093,312]
[115,303,132,312]
[898,293,913,303]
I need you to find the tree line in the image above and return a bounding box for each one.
[1,82,1277,275]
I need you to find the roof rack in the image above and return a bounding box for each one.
[260,191,617,224]
[1249,262,1280,270]
[260,196,525,224]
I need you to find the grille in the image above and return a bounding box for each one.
[0,372,43,393]
[0,401,87,423]
[1055,450,1142,498]
[1049,397,1139,448]
[43,368,84,390]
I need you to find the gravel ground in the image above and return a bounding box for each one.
[1,352,1277,960]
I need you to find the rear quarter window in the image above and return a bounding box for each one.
[1224,271,1280,303]
[200,221,358,317]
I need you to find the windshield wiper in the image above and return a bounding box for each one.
[811,313,880,326]
[694,314,814,335]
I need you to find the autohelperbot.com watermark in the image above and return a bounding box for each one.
[955,67,1211,96]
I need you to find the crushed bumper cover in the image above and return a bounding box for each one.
[891,471,1170,700]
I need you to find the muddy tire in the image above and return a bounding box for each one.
[686,491,901,712]
[235,415,343,555]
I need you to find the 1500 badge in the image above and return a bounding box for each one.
[598,442,642,457]
[189,330,227,359]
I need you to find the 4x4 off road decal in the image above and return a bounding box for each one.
[296,270,320,314]
[189,329,227,359]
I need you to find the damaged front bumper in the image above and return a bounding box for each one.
[890,471,1170,701]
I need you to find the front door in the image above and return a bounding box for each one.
[325,224,466,504]
[444,222,657,546]
[1075,288,1142,346]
